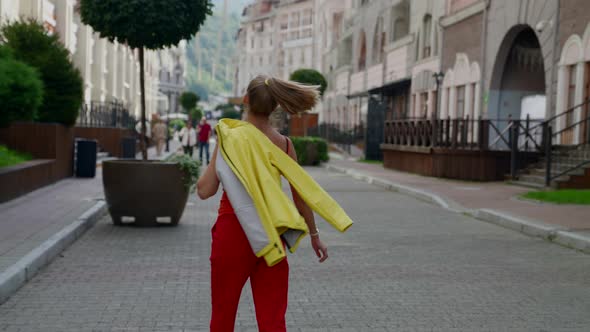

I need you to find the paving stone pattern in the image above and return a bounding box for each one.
[0,168,589,331]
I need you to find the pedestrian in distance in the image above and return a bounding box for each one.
[196,75,353,332]
[151,114,167,157]
[179,121,197,157]
[198,116,212,164]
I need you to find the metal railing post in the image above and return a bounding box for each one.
[510,121,520,180]
[545,124,553,186]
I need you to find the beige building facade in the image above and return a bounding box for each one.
[234,0,316,97]
[0,0,186,120]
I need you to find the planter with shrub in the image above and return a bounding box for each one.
[102,155,200,226]
[79,0,212,226]
[290,136,329,166]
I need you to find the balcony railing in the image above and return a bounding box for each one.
[77,101,136,129]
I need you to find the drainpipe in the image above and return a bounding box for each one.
[551,2,561,120]
[480,0,490,119]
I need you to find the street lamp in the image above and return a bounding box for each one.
[159,88,172,152]
[432,71,444,146]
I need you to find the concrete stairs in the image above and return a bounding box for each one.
[513,145,590,189]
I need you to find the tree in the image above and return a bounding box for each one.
[0,45,44,127]
[1,20,83,126]
[180,91,199,112]
[189,107,204,125]
[79,0,213,160]
[289,68,328,97]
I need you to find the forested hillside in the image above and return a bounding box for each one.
[185,0,251,100]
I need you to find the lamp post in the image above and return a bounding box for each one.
[159,89,172,153]
[432,72,445,146]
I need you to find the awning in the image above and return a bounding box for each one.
[367,78,411,95]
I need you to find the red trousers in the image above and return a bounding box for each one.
[210,213,289,332]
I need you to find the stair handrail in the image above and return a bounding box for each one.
[543,99,590,186]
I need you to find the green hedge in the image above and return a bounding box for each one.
[289,136,329,166]
[0,46,44,127]
[1,20,83,126]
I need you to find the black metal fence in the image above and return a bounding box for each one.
[307,123,365,154]
[77,101,136,129]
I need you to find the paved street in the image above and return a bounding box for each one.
[1,167,589,331]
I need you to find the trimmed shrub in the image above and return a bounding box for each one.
[190,107,204,125]
[289,68,328,96]
[0,46,44,127]
[221,109,241,120]
[289,136,329,166]
[180,92,199,112]
[1,20,83,126]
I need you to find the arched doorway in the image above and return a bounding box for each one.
[489,26,546,122]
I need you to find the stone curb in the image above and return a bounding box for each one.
[324,164,453,210]
[0,200,107,305]
[472,209,564,240]
[553,231,590,254]
[324,163,590,255]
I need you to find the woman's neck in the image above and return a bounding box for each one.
[246,113,272,133]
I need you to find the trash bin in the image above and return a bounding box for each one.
[121,137,136,159]
[74,138,97,178]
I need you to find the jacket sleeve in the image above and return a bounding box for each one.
[271,151,354,232]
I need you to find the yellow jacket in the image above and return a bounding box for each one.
[215,119,353,266]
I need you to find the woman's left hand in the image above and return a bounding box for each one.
[311,236,328,263]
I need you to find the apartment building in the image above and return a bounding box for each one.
[0,0,186,119]
[233,0,316,97]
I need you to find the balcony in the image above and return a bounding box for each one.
[349,71,365,95]
[384,35,413,82]
[367,63,383,91]
[336,70,350,95]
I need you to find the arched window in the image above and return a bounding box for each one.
[358,30,367,70]
[422,14,432,59]
[372,17,384,63]
[393,17,408,42]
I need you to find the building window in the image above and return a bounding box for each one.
[456,85,465,118]
[358,31,367,71]
[372,17,383,64]
[421,92,428,118]
[392,17,408,42]
[567,65,577,127]
[422,14,432,59]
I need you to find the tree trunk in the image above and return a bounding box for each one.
[139,47,148,160]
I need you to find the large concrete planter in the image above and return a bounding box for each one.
[102,160,189,226]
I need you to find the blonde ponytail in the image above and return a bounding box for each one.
[246,75,319,115]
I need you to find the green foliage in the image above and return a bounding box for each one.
[79,0,213,50]
[0,145,32,168]
[180,91,199,112]
[169,119,186,130]
[289,136,329,166]
[0,46,44,127]
[221,109,241,120]
[1,20,83,126]
[190,107,204,125]
[289,68,328,97]
[523,190,590,205]
[167,154,201,191]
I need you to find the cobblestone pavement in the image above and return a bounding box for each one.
[1,168,589,331]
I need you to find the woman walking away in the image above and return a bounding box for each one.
[179,121,197,157]
[196,75,353,332]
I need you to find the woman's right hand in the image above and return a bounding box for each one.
[311,236,328,263]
